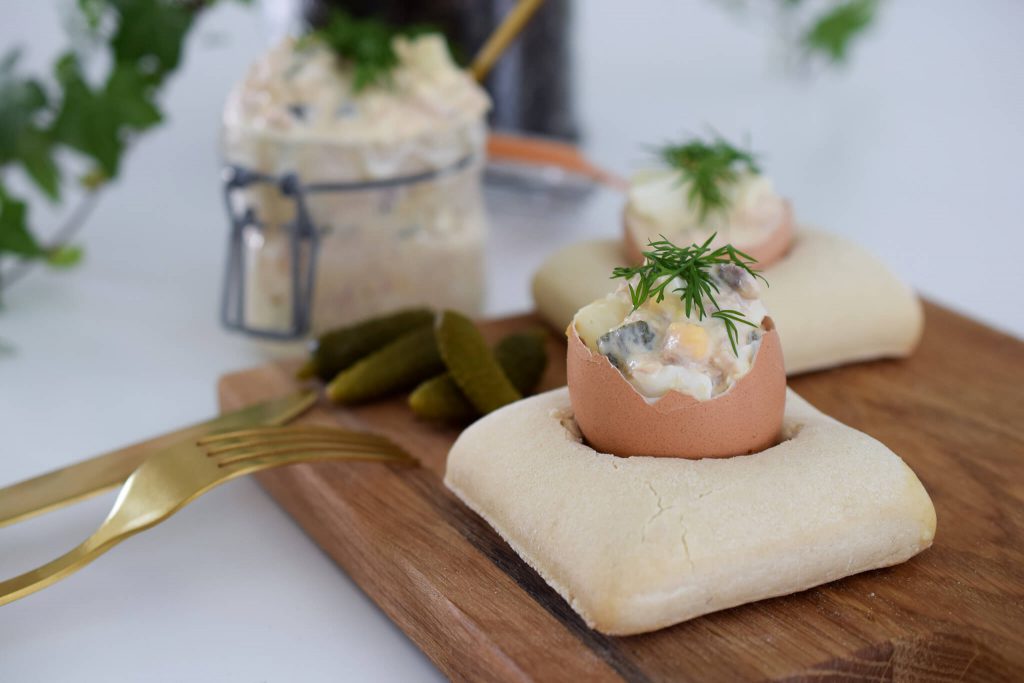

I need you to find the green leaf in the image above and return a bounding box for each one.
[77,0,106,30]
[106,64,163,130]
[0,49,61,201]
[0,50,48,164]
[0,185,43,258]
[110,0,193,83]
[46,244,84,268]
[52,53,124,177]
[51,53,165,179]
[16,128,61,200]
[803,0,878,63]
[0,48,19,72]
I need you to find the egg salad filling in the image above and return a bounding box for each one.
[575,264,767,401]
[626,170,788,253]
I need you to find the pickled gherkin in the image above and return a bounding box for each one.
[409,329,548,421]
[409,375,475,421]
[494,329,548,394]
[298,308,434,381]
[434,312,522,415]
[326,326,444,404]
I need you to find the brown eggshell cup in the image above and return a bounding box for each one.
[566,317,786,459]
[622,200,796,269]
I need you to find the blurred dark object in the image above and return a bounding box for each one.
[302,0,578,141]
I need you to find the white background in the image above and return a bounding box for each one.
[1,1,1022,681]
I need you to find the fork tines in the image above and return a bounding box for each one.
[197,426,414,467]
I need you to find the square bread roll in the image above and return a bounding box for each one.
[445,388,936,636]
[531,230,924,375]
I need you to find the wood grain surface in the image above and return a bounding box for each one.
[217,302,1024,682]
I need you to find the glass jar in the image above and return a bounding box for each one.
[219,36,490,339]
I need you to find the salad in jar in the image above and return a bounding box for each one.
[221,14,491,338]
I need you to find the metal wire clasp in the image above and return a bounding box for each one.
[219,154,475,339]
[220,165,320,339]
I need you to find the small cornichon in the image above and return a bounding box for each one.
[435,311,522,415]
[297,308,435,381]
[410,329,548,421]
[325,326,445,404]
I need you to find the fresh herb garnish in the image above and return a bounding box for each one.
[611,233,768,355]
[802,0,879,63]
[308,10,435,92]
[657,134,761,222]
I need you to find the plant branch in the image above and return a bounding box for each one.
[0,189,101,289]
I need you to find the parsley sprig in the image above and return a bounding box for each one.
[611,234,768,355]
[657,134,761,222]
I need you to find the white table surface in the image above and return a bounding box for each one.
[1,1,1021,681]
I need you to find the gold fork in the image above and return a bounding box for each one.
[0,425,416,607]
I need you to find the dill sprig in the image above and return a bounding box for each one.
[657,134,761,222]
[611,233,768,355]
[309,11,434,92]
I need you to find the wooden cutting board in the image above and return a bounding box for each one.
[217,302,1024,682]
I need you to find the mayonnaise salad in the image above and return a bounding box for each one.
[224,34,490,164]
[625,169,789,255]
[581,264,768,401]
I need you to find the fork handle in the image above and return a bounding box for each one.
[0,450,416,607]
[0,537,115,607]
